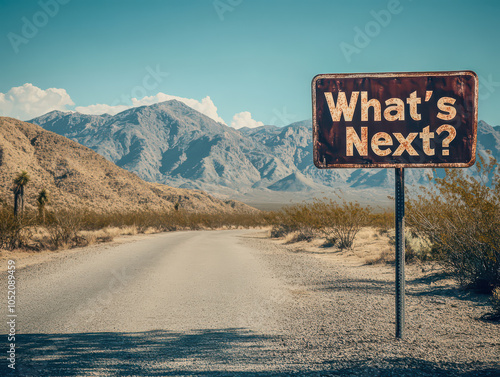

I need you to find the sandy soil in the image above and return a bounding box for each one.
[0,228,498,376]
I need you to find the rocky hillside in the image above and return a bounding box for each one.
[0,117,254,213]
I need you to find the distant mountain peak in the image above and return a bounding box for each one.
[267,171,318,192]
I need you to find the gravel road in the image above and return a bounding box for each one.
[1,229,498,376]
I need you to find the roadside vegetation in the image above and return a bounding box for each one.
[1,156,499,319]
[264,154,500,319]
[265,199,377,249]
[407,153,500,320]
[0,206,266,251]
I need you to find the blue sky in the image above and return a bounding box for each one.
[1,0,499,127]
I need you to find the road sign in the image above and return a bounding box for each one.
[311,70,478,339]
[312,71,478,168]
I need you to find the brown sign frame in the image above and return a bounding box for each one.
[312,71,478,169]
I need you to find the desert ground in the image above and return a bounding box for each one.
[0,228,498,376]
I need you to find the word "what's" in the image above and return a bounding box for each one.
[324,91,457,157]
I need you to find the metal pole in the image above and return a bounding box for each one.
[395,167,405,339]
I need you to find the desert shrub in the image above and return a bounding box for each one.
[368,210,394,234]
[269,224,290,238]
[407,153,500,293]
[77,230,98,246]
[387,229,433,263]
[281,204,316,240]
[265,199,371,248]
[46,211,83,249]
[52,209,266,235]
[491,288,500,320]
[265,204,316,241]
[284,231,313,244]
[481,287,500,322]
[0,207,33,250]
[311,199,371,249]
[404,231,433,262]
[1,203,266,251]
[263,212,288,238]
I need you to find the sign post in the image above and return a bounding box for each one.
[312,71,478,338]
[395,167,405,338]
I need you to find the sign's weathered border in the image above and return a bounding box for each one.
[312,71,478,169]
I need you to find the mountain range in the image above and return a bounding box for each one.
[28,101,500,208]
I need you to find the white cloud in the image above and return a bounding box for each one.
[0,83,74,120]
[0,84,229,125]
[230,111,264,129]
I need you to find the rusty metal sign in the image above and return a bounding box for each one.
[312,71,478,168]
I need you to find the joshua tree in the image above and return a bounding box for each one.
[13,171,30,217]
[37,188,50,223]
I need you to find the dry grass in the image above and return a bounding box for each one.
[283,231,313,244]
[77,227,125,245]
[0,207,268,252]
[270,225,395,264]
[120,226,138,236]
[351,227,394,264]
[364,247,394,265]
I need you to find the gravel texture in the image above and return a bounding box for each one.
[242,232,499,376]
[0,229,498,376]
